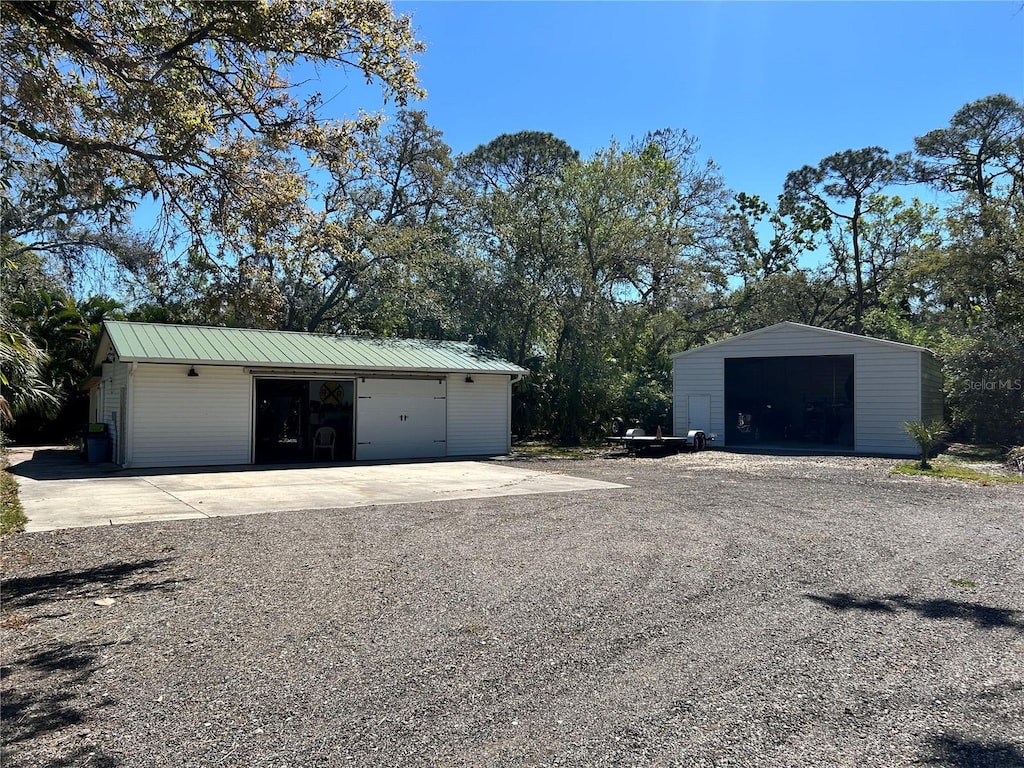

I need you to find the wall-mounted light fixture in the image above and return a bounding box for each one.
[465,375,474,383]
[188,366,199,377]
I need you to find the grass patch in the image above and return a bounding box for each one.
[1,462,28,535]
[949,578,977,589]
[511,440,610,460]
[892,461,1024,485]
[943,442,1006,462]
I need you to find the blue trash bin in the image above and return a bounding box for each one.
[86,436,109,463]
[84,424,110,463]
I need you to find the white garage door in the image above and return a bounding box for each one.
[355,378,447,460]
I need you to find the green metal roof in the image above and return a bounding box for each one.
[100,322,528,375]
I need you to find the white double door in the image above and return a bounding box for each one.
[355,377,447,460]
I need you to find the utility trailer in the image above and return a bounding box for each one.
[605,425,715,454]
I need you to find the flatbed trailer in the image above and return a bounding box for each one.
[606,427,715,454]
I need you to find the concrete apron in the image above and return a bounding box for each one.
[10,449,628,533]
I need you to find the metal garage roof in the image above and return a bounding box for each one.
[670,321,933,359]
[100,322,528,374]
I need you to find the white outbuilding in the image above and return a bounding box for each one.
[86,322,527,468]
[672,321,943,457]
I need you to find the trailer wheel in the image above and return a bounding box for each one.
[693,432,706,452]
[610,417,625,437]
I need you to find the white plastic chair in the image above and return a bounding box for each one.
[312,426,336,461]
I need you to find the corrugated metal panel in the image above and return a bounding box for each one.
[447,375,511,456]
[130,364,251,468]
[104,321,526,374]
[671,321,931,358]
[672,356,722,438]
[854,348,918,455]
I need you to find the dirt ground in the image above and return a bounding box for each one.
[2,450,1022,767]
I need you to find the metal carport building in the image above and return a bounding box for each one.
[672,322,943,457]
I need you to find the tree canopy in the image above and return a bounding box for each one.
[1,0,424,277]
[1,4,1020,450]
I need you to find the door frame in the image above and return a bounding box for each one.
[251,375,356,463]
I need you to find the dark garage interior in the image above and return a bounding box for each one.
[254,378,354,463]
[725,355,854,449]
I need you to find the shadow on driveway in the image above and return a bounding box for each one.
[805,591,1024,632]
[8,446,525,481]
[926,734,1024,768]
[2,558,184,610]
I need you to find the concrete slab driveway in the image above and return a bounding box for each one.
[9,447,627,532]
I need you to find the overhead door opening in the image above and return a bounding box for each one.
[255,378,354,463]
[725,355,854,449]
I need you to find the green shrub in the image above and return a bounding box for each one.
[905,420,947,470]
[1,436,27,535]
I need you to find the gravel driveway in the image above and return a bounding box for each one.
[2,451,1022,767]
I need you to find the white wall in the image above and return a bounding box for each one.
[129,363,252,468]
[673,356,723,439]
[120,366,514,468]
[446,374,511,456]
[99,362,128,463]
[673,324,926,456]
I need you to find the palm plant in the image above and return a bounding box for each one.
[0,307,59,421]
[905,420,947,470]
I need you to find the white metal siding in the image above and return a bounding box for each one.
[355,378,447,461]
[673,324,924,456]
[854,347,919,455]
[447,374,511,456]
[130,364,252,468]
[673,359,723,438]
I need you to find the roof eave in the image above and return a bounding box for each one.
[111,356,527,376]
[671,321,932,358]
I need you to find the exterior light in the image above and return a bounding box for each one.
[188,366,199,377]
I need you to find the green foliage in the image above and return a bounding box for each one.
[781,148,913,333]
[456,128,728,443]
[1,436,28,535]
[2,18,1020,462]
[0,297,59,420]
[1,247,122,438]
[939,328,1024,447]
[904,420,948,470]
[2,0,425,290]
[913,94,1023,201]
[892,461,1023,485]
[725,193,814,284]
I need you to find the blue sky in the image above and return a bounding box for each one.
[329,0,1024,205]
